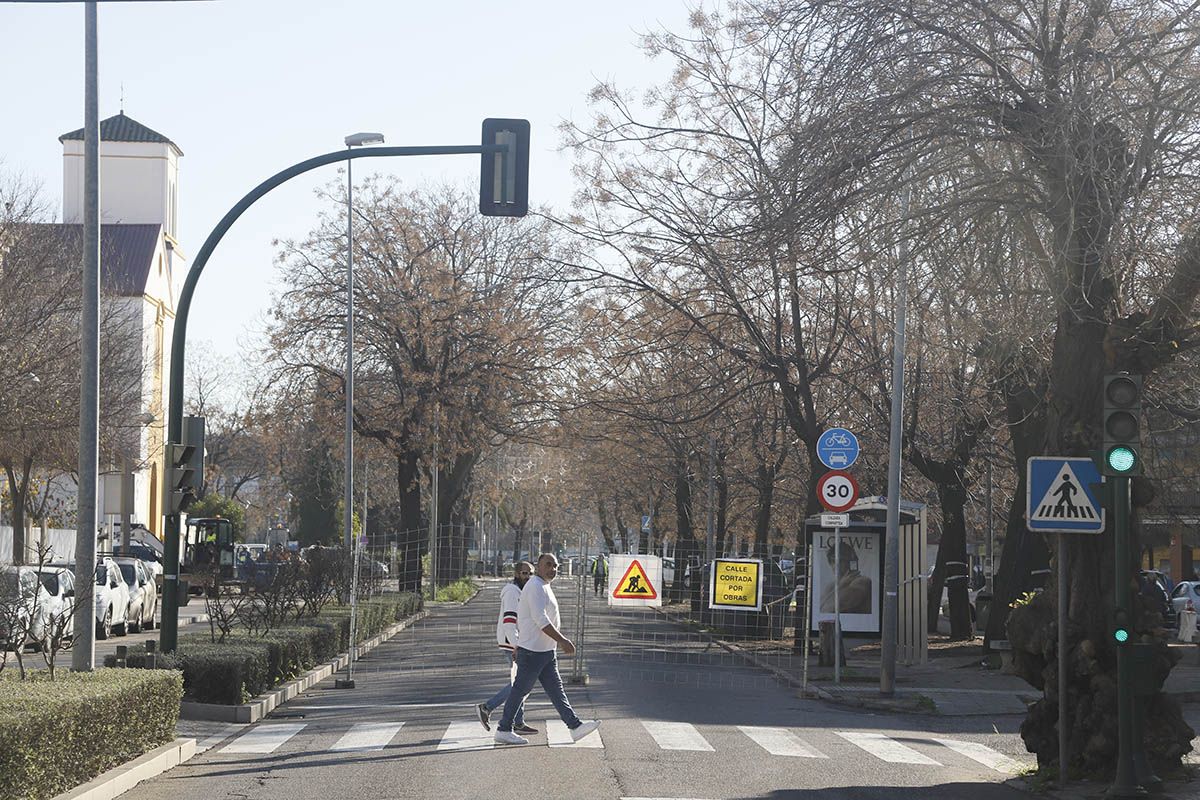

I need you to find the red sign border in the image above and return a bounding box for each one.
[611,558,659,600]
[817,470,859,513]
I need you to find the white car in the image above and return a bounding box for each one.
[115,558,157,633]
[32,566,76,646]
[87,558,130,639]
[1170,581,1200,616]
[0,566,51,650]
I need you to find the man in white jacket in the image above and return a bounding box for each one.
[494,553,601,745]
[476,561,536,734]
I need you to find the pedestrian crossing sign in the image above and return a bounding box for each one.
[1026,457,1105,533]
[607,554,661,607]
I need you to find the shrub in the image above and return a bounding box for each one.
[0,669,182,800]
[434,578,478,603]
[133,592,423,705]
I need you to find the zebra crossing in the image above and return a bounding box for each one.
[210,715,1028,774]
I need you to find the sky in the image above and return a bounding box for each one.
[0,0,695,382]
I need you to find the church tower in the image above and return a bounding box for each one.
[59,112,183,240]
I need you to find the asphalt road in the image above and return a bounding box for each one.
[121,577,1035,800]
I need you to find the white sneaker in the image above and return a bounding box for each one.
[494,730,529,745]
[570,720,600,742]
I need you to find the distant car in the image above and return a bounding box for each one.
[114,544,164,588]
[115,558,157,633]
[1170,581,1200,617]
[662,557,676,586]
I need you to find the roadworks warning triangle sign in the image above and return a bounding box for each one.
[612,559,658,600]
[1031,462,1098,522]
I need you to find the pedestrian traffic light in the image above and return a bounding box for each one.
[1113,609,1131,644]
[479,118,529,217]
[1102,373,1142,476]
[165,415,205,515]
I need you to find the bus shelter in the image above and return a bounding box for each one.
[804,496,928,665]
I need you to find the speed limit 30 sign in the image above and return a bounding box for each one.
[817,470,859,513]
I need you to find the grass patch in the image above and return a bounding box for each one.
[434,578,478,603]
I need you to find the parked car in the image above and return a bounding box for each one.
[58,557,130,639]
[1140,569,1175,625]
[112,543,163,589]
[662,557,676,587]
[115,557,157,633]
[1170,581,1200,617]
[0,566,52,651]
[32,566,76,647]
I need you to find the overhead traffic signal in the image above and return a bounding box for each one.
[1102,373,1142,476]
[165,415,205,515]
[479,118,529,217]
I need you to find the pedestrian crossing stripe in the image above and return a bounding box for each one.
[213,717,1028,774]
[613,559,658,599]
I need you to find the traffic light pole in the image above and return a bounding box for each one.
[159,142,508,652]
[1108,475,1142,798]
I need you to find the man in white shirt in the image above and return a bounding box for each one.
[475,561,537,734]
[493,553,601,745]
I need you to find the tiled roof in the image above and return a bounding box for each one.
[41,223,163,297]
[59,113,181,153]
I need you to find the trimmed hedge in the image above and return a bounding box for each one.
[0,669,182,800]
[118,592,422,705]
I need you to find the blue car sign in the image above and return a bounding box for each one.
[817,428,859,471]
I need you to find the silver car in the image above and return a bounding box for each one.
[115,558,158,634]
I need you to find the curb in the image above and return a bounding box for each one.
[180,609,428,723]
[51,738,196,800]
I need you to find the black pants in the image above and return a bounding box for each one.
[593,575,605,595]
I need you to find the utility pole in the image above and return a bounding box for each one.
[71,0,100,673]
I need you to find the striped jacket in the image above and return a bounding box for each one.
[495,581,521,650]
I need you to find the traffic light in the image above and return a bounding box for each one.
[1113,609,1131,644]
[479,118,529,217]
[165,415,205,515]
[1102,373,1142,476]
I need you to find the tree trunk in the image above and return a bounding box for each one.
[715,450,729,557]
[925,482,972,639]
[672,455,697,595]
[597,501,617,553]
[753,463,775,559]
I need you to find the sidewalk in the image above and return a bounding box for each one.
[657,606,1200,717]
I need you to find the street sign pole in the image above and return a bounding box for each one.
[834,524,841,685]
[1058,532,1068,790]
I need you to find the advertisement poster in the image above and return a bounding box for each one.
[810,529,881,634]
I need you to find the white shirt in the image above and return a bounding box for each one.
[495,581,521,650]
[516,575,560,652]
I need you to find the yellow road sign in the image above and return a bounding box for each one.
[709,558,763,610]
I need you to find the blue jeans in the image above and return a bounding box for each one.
[498,647,582,733]
[483,651,524,726]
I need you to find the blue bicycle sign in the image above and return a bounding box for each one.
[817,427,859,470]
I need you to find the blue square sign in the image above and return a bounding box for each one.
[1026,457,1105,533]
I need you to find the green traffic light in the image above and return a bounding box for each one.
[1114,628,1130,643]
[1106,446,1137,473]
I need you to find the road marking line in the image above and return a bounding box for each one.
[931,737,1022,773]
[330,722,405,752]
[195,724,245,753]
[835,731,941,765]
[641,721,715,751]
[221,723,306,754]
[546,719,604,748]
[438,720,495,751]
[738,725,828,758]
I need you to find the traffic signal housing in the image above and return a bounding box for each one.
[479,118,529,217]
[1102,373,1142,476]
[1113,608,1131,644]
[165,415,205,515]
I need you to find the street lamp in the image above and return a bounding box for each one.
[342,132,384,554]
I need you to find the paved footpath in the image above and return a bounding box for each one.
[122,578,1039,800]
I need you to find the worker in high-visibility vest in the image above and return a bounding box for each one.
[591,555,608,596]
